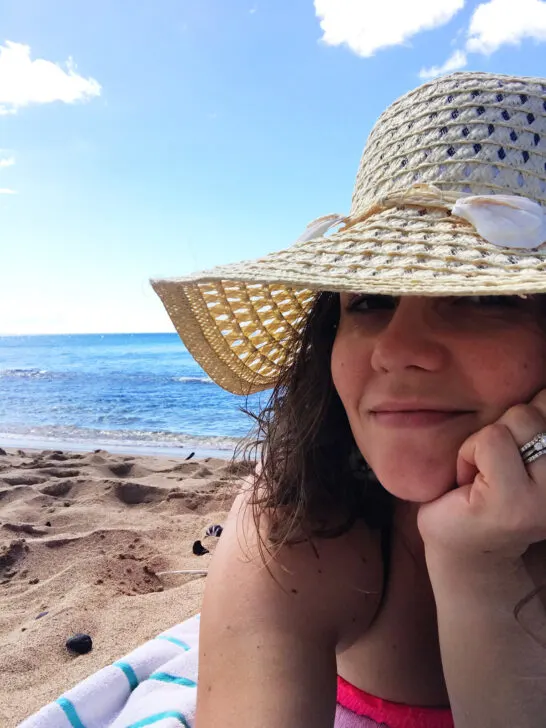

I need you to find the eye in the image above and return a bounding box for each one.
[347,294,397,312]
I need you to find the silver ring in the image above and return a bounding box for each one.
[520,433,546,465]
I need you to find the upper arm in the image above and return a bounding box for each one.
[195,493,382,728]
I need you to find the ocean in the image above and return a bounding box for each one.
[0,333,266,457]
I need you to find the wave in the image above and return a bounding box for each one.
[172,376,214,384]
[0,423,243,456]
[0,368,50,379]
[0,369,215,385]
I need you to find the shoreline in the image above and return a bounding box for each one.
[0,434,244,461]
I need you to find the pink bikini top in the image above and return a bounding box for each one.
[337,676,455,728]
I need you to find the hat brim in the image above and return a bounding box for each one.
[151,207,546,395]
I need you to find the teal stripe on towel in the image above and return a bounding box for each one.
[55,697,86,728]
[125,710,191,727]
[150,672,197,688]
[113,660,139,691]
[155,635,190,650]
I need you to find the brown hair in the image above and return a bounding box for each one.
[238,291,393,550]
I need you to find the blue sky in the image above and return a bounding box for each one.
[1,0,546,334]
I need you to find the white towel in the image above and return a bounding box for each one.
[18,614,201,728]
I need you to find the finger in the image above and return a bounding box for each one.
[456,434,479,487]
[456,423,529,498]
[496,402,546,484]
[529,389,546,417]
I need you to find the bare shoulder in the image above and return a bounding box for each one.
[195,489,383,727]
[203,490,383,641]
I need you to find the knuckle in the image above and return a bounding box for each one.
[532,389,546,409]
[480,422,510,446]
[505,403,535,428]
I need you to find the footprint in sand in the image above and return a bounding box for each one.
[42,451,83,462]
[2,523,48,536]
[2,475,48,486]
[225,460,258,477]
[171,462,200,475]
[39,481,74,497]
[108,462,134,477]
[38,468,81,478]
[0,539,28,571]
[113,482,165,505]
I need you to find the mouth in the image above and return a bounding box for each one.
[369,408,474,427]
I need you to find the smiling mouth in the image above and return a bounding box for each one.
[370,410,473,427]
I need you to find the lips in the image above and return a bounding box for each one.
[370,401,469,413]
[368,402,474,427]
[369,403,474,428]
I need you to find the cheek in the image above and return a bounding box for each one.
[464,335,546,413]
[331,333,371,412]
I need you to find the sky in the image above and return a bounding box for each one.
[1,0,546,334]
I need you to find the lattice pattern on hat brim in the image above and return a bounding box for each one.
[152,276,316,394]
[152,206,546,394]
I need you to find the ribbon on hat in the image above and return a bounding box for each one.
[294,184,546,250]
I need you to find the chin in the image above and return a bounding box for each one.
[366,457,457,504]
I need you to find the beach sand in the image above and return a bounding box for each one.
[0,447,247,727]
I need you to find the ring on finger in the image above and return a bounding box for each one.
[520,433,546,465]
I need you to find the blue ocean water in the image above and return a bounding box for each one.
[0,333,266,456]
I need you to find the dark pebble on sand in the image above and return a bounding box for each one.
[66,633,93,655]
[192,540,209,556]
[45,521,52,527]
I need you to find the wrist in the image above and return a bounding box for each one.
[423,544,524,598]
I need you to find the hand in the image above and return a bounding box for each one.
[417,390,546,568]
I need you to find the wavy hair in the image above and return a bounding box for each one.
[238,291,393,550]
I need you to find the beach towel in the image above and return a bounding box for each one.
[19,614,454,728]
[18,614,201,728]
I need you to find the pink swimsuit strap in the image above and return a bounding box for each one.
[337,676,455,728]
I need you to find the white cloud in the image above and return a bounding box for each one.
[0,41,101,115]
[420,0,546,80]
[314,0,465,57]
[467,0,546,54]
[0,188,17,194]
[419,49,468,79]
[0,156,14,167]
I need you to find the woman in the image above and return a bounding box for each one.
[153,71,546,727]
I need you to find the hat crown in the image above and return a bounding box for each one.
[351,72,546,216]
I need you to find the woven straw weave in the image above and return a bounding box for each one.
[152,71,546,395]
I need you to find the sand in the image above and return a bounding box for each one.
[0,446,248,727]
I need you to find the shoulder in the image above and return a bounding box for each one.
[203,489,384,649]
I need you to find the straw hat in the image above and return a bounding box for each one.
[152,71,546,395]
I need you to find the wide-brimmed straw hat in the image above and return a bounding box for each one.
[152,71,546,395]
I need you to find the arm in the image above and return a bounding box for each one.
[426,546,546,728]
[195,492,381,728]
[195,494,337,728]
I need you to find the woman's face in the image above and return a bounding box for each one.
[331,294,546,503]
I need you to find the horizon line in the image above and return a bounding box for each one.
[0,331,177,337]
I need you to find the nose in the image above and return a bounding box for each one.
[370,298,447,374]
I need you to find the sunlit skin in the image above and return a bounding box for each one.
[331,294,546,505]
